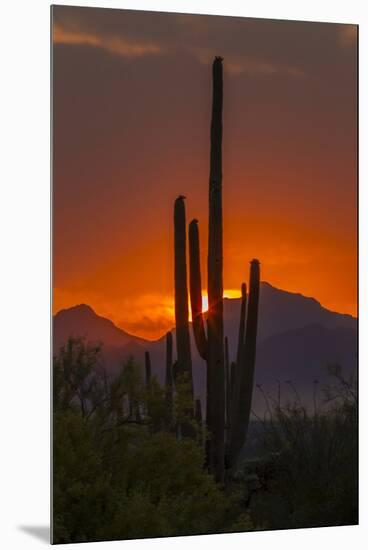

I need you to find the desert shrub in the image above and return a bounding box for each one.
[245,367,358,530]
[53,338,252,543]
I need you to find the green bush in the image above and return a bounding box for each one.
[245,368,358,530]
[52,338,252,543]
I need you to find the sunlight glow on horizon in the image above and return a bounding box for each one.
[194,289,242,317]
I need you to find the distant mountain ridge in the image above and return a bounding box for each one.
[54,303,147,350]
[54,283,356,351]
[53,283,357,414]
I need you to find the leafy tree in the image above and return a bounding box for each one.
[53,338,252,543]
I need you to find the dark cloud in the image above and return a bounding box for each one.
[53,6,357,78]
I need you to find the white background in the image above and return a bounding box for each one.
[0,0,366,548]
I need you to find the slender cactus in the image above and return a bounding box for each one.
[195,398,203,424]
[228,259,260,468]
[174,196,193,397]
[165,331,173,387]
[230,361,236,407]
[144,350,152,421]
[144,350,151,387]
[165,331,173,424]
[236,283,247,367]
[228,281,247,449]
[207,56,225,482]
[224,336,231,442]
[189,219,208,360]
[194,397,204,448]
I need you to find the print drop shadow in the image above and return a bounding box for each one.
[18,525,50,544]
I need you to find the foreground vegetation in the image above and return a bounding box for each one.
[53,338,252,543]
[242,365,358,530]
[53,338,357,543]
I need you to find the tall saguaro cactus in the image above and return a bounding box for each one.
[228,259,260,467]
[174,196,193,397]
[207,56,225,482]
[187,57,261,478]
[187,57,225,481]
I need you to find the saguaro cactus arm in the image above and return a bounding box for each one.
[228,259,260,467]
[241,259,260,426]
[189,219,208,360]
[236,282,247,368]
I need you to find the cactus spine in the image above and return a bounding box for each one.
[174,196,193,397]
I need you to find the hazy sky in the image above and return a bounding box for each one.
[52,6,357,339]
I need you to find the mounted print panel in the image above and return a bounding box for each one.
[52,5,358,544]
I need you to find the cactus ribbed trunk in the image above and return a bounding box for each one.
[174,196,193,397]
[207,56,225,482]
[189,219,208,360]
[228,259,260,468]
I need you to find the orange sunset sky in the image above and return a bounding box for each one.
[52,7,357,340]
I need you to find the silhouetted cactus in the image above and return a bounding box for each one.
[188,57,225,481]
[145,350,151,387]
[165,331,173,422]
[186,57,261,478]
[224,336,231,441]
[227,281,246,447]
[236,283,247,367]
[194,397,204,448]
[189,219,207,360]
[228,259,260,467]
[230,361,236,410]
[174,196,193,398]
[195,398,202,424]
[206,56,225,483]
[165,331,173,388]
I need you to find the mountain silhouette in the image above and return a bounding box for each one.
[53,303,146,352]
[53,284,357,412]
